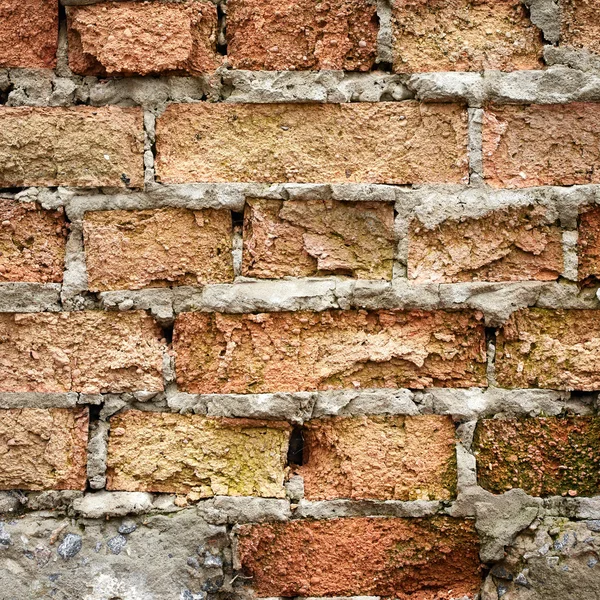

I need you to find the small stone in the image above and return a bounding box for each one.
[187,556,200,569]
[57,533,82,559]
[118,521,137,535]
[107,534,127,555]
[0,524,11,547]
[490,564,513,580]
[515,572,529,587]
[587,520,600,532]
[203,552,223,568]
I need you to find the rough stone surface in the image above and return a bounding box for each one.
[0,106,144,188]
[474,416,600,497]
[561,0,600,56]
[496,308,600,390]
[226,0,378,71]
[392,0,543,73]
[237,517,481,597]
[0,311,164,393]
[71,491,154,518]
[107,410,291,497]
[83,207,233,291]
[67,0,219,76]
[155,102,469,185]
[243,198,395,280]
[577,204,600,285]
[408,205,563,283]
[298,415,457,501]
[483,104,600,188]
[0,0,58,68]
[173,309,487,394]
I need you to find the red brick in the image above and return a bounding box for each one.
[237,517,482,598]
[155,102,469,185]
[0,0,58,69]
[483,104,600,188]
[173,310,487,394]
[578,205,600,285]
[561,0,600,55]
[0,107,144,188]
[0,408,88,491]
[226,0,377,71]
[67,0,219,76]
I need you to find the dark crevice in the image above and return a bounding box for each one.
[216,0,228,57]
[287,426,305,466]
[231,211,244,229]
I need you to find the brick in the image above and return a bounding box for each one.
[483,104,600,188]
[173,310,487,394]
[0,200,67,284]
[298,415,457,501]
[0,107,144,188]
[155,102,469,185]
[237,517,481,597]
[83,208,233,292]
[106,410,290,497]
[0,408,88,491]
[67,0,219,76]
[242,199,395,280]
[496,308,600,390]
[408,205,563,283]
[392,0,543,73]
[561,0,600,55]
[226,0,377,71]
[0,311,164,393]
[474,417,600,497]
[578,206,600,285]
[0,0,58,69]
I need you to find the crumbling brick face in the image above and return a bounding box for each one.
[561,0,600,55]
[578,205,600,285]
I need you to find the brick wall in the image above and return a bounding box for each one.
[1,1,600,599]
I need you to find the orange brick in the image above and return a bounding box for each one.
[561,0,600,55]
[483,104,600,188]
[237,517,481,598]
[226,0,377,71]
[107,411,290,497]
[67,0,219,76]
[0,312,164,393]
[578,205,600,285]
[496,308,600,390]
[0,106,144,188]
[0,0,58,68]
[155,103,469,185]
[299,415,457,501]
[83,208,233,291]
[0,408,88,491]
[242,199,395,280]
[392,0,542,73]
[173,310,487,394]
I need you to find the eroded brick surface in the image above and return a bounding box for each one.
[0,312,164,393]
[408,206,563,283]
[226,0,377,71]
[237,517,482,598]
[107,411,290,497]
[0,0,58,68]
[561,0,600,55]
[392,0,543,73]
[0,107,144,188]
[0,200,67,283]
[496,308,600,390]
[474,417,600,497]
[173,310,487,394]
[299,415,457,501]
[0,408,88,491]
[67,0,219,76]
[84,208,233,291]
[483,104,600,188]
[155,102,469,185]
[242,199,395,280]
[578,206,600,285]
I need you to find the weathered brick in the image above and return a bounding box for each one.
[0,312,164,393]
[0,0,58,68]
[474,417,600,497]
[578,206,600,285]
[392,0,543,73]
[155,103,469,185]
[107,411,290,497]
[0,408,88,491]
[0,107,144,188]
[483,104,600,188]
[67,0,219,76]
[408,206,563,283]
[173,310,487,394]
[298,415,457,501]
[237,517,481,597]
[561,0,600,55]
[496,308,600,390]
[84,208,233,292]
[0,200,67,283]
[242,199,395,280]
[226,0,377,71]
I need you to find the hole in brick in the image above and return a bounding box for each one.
[485,327,496,346]
[374,61,393,73]
[161,323,174,345]
[287,426,305,466]
[231,211,244,229]
[88,404,102,422]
